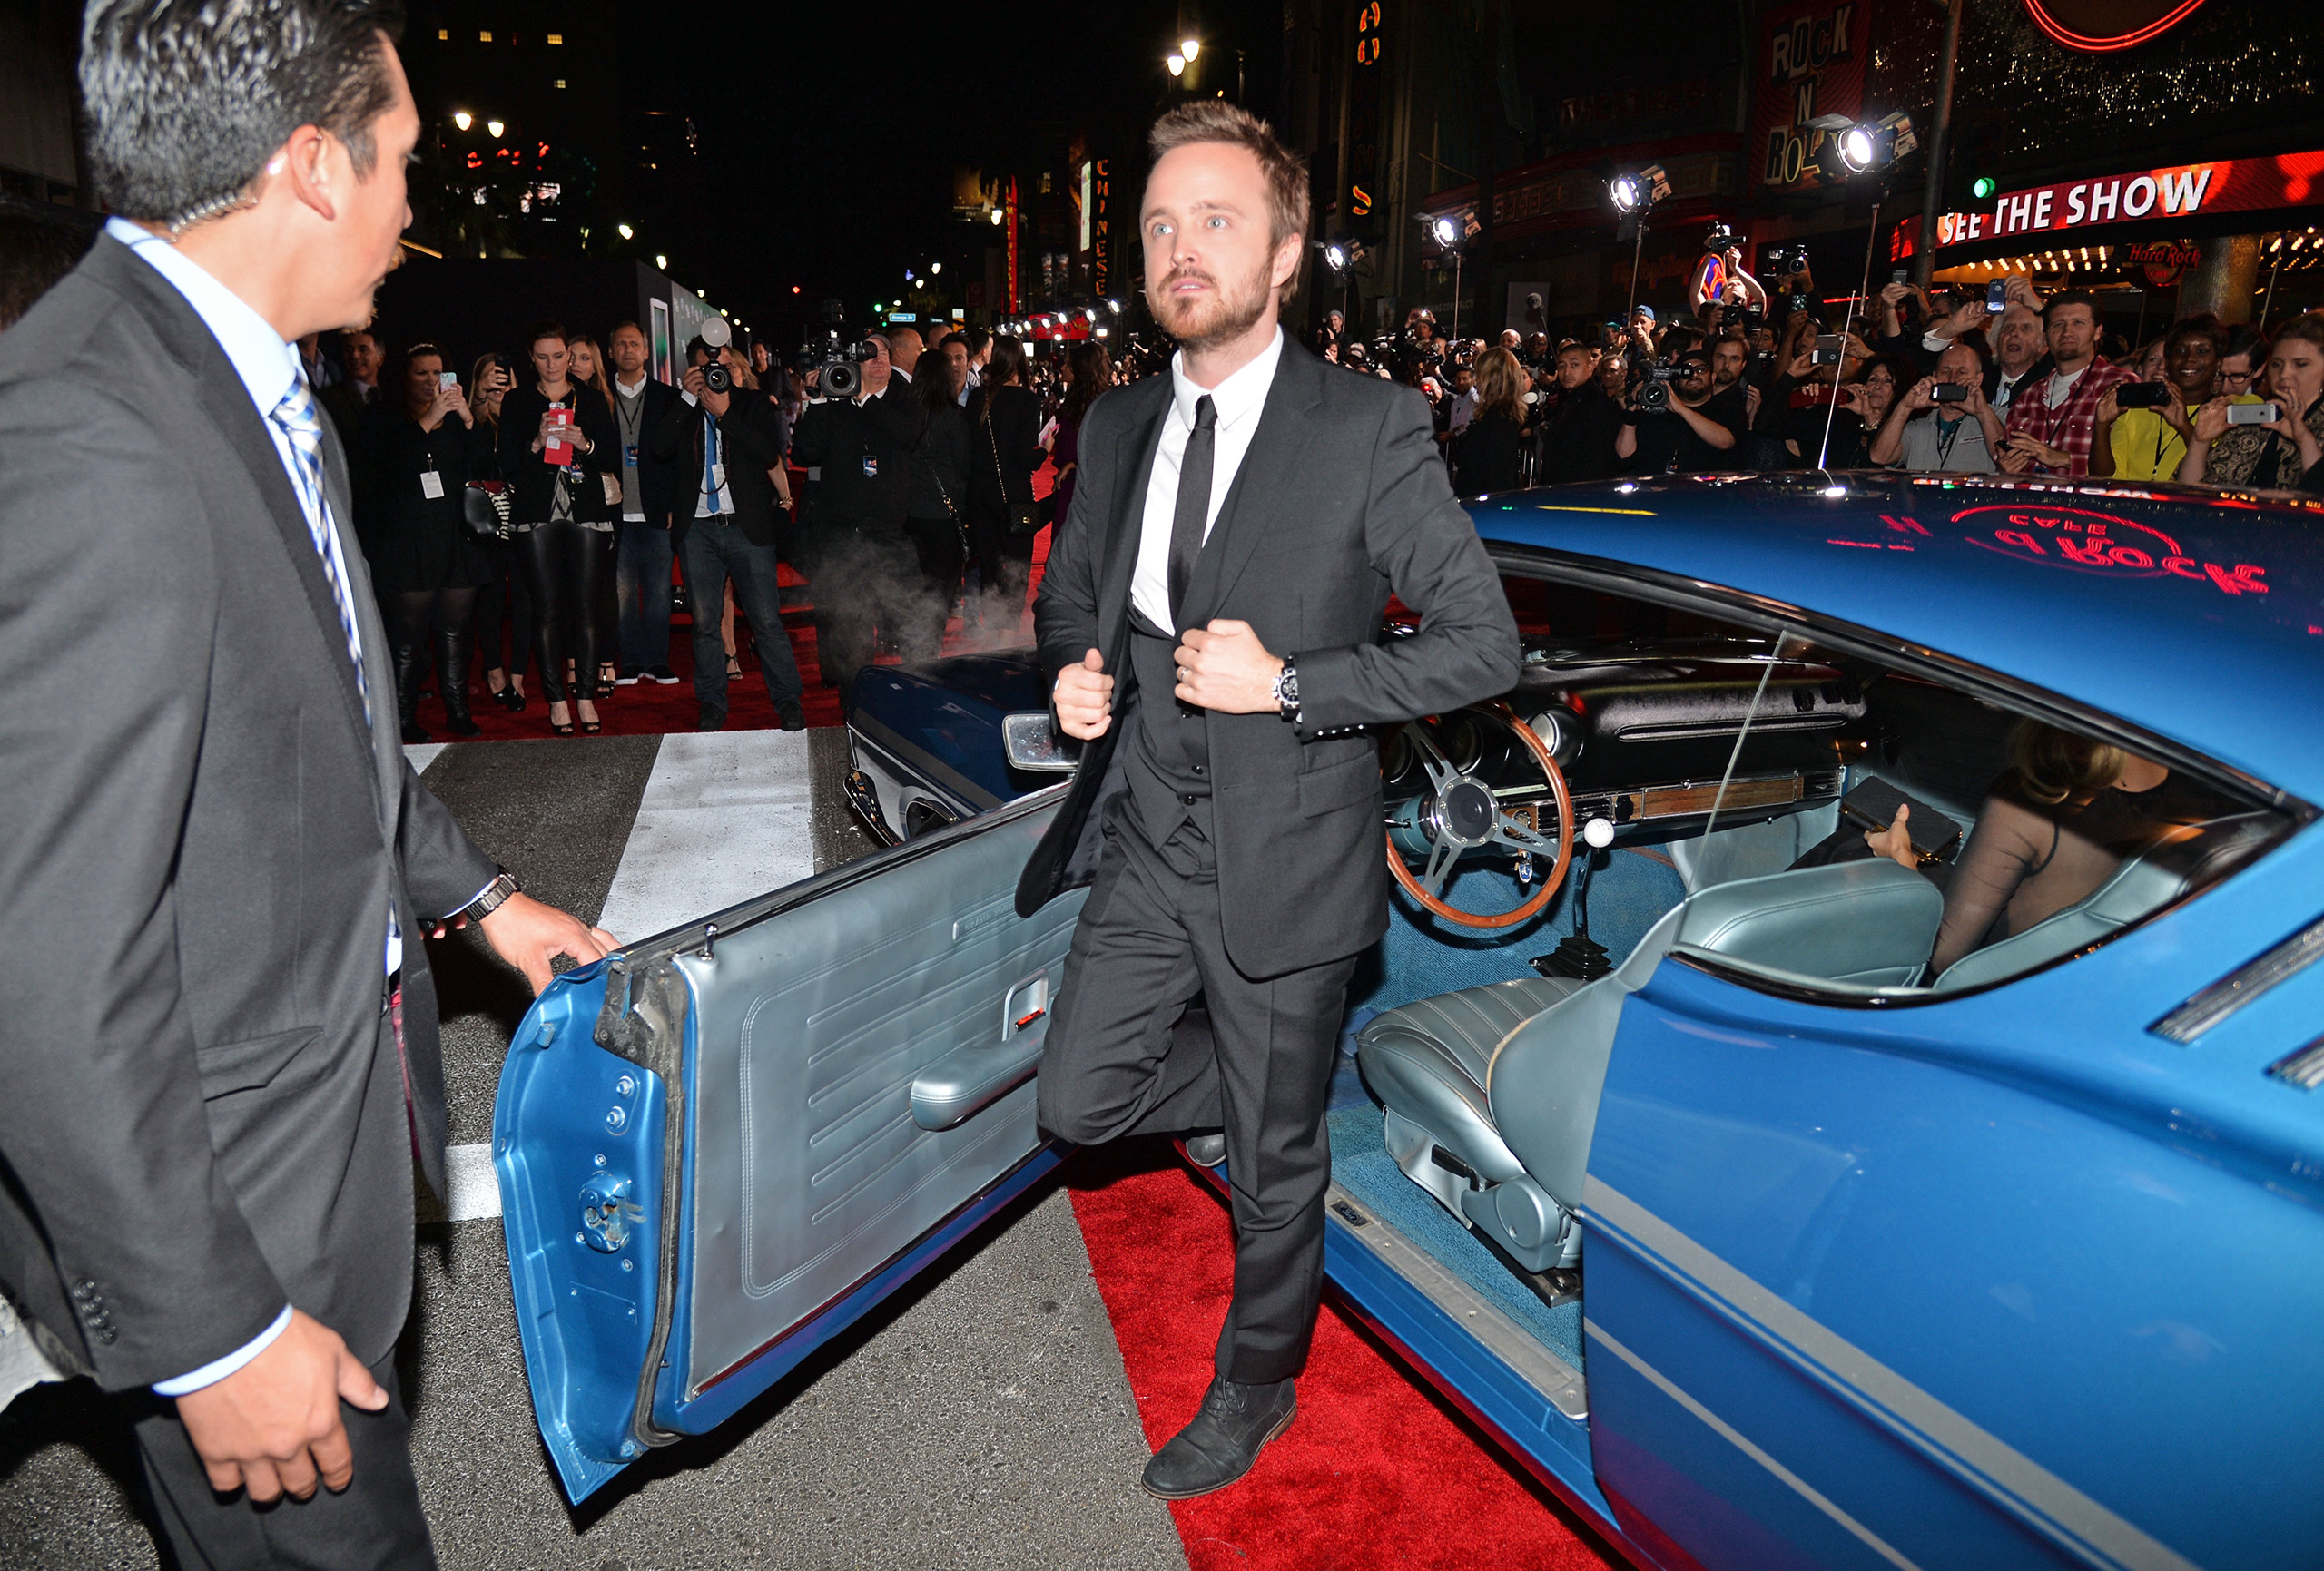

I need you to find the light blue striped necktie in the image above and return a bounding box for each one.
[269,373,371,722]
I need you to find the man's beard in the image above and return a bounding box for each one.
[1154,254,1275,349]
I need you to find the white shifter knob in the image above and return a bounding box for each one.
[1581,817,1615,849]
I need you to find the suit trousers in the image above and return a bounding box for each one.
[133,1350,435,1570]
[1037,799,1357,1387]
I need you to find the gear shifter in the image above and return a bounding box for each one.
[1533,818,1617,980]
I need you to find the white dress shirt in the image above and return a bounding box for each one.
[1130,328,1284,631]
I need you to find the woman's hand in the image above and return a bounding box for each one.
[2189,397,2230,445]
[1864,803,1918,869]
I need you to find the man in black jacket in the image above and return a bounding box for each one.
[652,333,805,731]
[1535,341,1623,483]
[789,338,930,707]
[1023,103,1518,1500]
[607,319,683,684]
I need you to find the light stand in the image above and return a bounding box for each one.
[1608,164,1670,328]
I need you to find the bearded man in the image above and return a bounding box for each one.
[1017,103,1519,1497]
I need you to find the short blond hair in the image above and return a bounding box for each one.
[1147,102,1311,300]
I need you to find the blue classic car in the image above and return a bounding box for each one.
[496,472,2324,1569]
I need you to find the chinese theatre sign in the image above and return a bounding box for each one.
[1937,152,2324,248]
[2021,0,2210,53]
[1753,0,1864,192]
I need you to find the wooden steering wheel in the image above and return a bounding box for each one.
[1384,704,1575,928]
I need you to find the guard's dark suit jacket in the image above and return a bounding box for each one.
[0,236,497,1387]
[1017,339,1520,977]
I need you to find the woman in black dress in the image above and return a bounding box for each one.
[966,334,1046,633]
[356,344,493,742]
[497,321,620,734]
[1450,346,1530,495]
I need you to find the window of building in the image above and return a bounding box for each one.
[554,79,566,89]
[478,30,492,43]
[547,33,565,44]
[437,28,448,40]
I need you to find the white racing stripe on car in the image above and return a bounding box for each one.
[596,730,817,946]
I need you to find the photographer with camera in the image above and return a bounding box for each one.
[1615,346,1745,474]
[791,329,931,705]
[652,321,805,731]
[1870,341,2003,473]
[1690,227,1768,321]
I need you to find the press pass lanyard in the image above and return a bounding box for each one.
[1934,415,1965,469]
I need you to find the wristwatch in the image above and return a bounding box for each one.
[1272,654,1300,724]
[456,869,522,925]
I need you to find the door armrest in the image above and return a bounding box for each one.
[910,1016,1050,1131]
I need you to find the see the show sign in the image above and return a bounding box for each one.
[1753,0,1865,192]
[2020,0,2210,53]
[1937,152,2324,248]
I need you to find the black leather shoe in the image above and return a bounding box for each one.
[1139,1377,1295,1499]
[778,701,808,731]
[698,704,726,732]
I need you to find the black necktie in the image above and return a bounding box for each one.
[1168,394,1217,629]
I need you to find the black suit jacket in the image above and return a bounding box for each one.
[0,236,497,1386]
[651,384,792,549]
[1017,340,1521,976]
[790,382,927,535]
[497,382,620,525]
[613,376,685,526]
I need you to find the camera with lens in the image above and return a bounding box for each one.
[799,299,877,399]
[1763,243,1808,276]
[1703,221,1738,254]
[1632,358,1679,413]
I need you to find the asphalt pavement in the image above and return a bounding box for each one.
[0,731,1185,1570]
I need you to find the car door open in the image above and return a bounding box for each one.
[495,786,1085,1502]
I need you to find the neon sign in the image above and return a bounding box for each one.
[2020,0,2209,54]
[1955,505,2268,596]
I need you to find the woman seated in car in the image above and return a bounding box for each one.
[1861,722,2225,979]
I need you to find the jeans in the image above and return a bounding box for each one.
[615,519,675,669]
[680,515,803,716]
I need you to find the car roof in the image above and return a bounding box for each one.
[1471,472,2324,802]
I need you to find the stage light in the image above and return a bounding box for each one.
[616,222,632,239]
[1430,217,1458,248]
[1324,242,1348,270]
[1166,53,1186,76]
[487,119,504,139]
[452,111,472,131]
[1813,112,1915,177]
[1181,37,1200,61]
[1108,299,1121,312]
[1608,162,1670,216]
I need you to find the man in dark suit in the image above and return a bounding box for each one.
[317,327,381,445]
[1019,103,1520,1499]
[0,8,614,1566]
[653,330,806,731]
[790,331,930,706]
[606,319,684,684]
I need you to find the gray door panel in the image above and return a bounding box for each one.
[675,798,1085,1396]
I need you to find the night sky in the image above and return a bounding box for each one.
[584,0,1283,346]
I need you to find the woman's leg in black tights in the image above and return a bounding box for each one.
[433,587,480,733]
[517,526,567,705]
[569,528,607,702]
[390,591,435,741]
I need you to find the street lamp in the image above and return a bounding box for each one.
[655,253,667,270]
[1166,53,1186,77]
[931,260,942,274]
[616,222,633,239]
[1180,37,1200,61]
[487,118,504,139]
[452,111,472,131]
[990,208,1004,226]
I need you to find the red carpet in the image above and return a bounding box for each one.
[1067,1143,1620,1571]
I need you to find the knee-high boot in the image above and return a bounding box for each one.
[393,641,430,745]
[435,623,482,736]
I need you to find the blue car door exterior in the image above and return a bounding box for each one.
[1578,829,2324,1569]
[496,788,1086,1501]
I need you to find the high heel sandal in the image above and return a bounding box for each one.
[548,702,574,736]
[577,703,603,735]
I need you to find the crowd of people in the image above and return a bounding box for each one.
[1311,258,2324,502]
[307,314,1144,741]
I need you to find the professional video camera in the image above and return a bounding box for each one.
[800,299,878,400]
[1703,221,1738,254]
[1632,358,1679,413]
